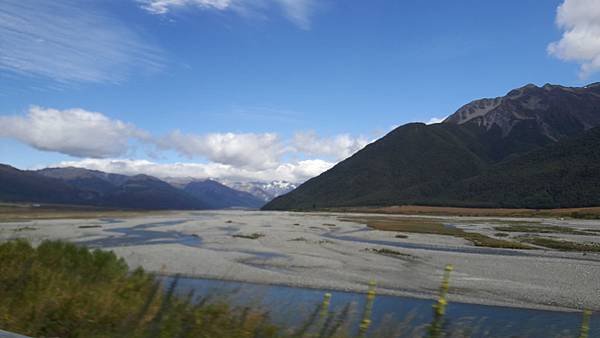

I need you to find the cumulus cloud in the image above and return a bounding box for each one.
[155,131,285,169]
[0,0,161,83]
[138,0,317,29]
[0,107,148,158]
[292,131,370,160]
[55,158,334,183]
[548,0,600,78]
[2,105,367,182]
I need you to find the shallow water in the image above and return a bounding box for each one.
[163,276,599,338]
[78,219,203,248]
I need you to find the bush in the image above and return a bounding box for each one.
[0,240,278,338]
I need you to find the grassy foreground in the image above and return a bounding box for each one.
[0,240,280,338]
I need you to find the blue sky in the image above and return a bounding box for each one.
[1,0,599,183]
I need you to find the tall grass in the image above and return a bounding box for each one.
[428,265,453,338]
[0,240,278,338]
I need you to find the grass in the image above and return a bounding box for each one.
[0,203,158,222]
[494,225,597,236]
[365,247,413,258]
[326,205,600,218]
[232,232,265,240]
[289,237,308,242]
[520,237,600,252]
[0,240,281,338]
[13,226,37,232]
[342,217,532,249]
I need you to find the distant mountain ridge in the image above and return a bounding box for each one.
[183,180,264,209]
[264,83,600,210]
[0,166,267,210]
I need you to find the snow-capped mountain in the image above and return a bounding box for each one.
[222,180,297,202]
[163,177,298,202]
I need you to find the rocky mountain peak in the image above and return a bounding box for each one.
[444,83,600,140]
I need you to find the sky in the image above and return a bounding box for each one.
[1,0,600,183]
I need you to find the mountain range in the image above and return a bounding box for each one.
[0,166,273,210]
[264,83,600,210]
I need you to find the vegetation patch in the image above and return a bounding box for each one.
[494,232,509,237]
[323,223,336,227]
[494,224,596,236]
[0,204,156,222]
[570,211,600,220]
[327,205,600,218]
[343,216,531,249]
[463,233,531,249]
[232,233,265,240]
[288,237,308,242]
[0,240,279,338]
[520,237,600,252]
[13,226,37,232]
[365,247,412,258]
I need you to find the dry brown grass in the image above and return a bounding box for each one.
[342,216,531,250]
[0,203,162,222]
[494,224,598,236]
[521,237,600,252]
[328,205,600,218]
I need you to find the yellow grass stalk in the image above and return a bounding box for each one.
[579,309,592,338]
[358,280,377,338]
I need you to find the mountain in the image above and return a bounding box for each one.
[100,174,209,210]
[437,126,600,209]
[3,166,269,210]
[264,83,600,210]
[38,167,129,194]
[1,166,209,210]
[224,181,297,202]
[0,164,88,204]
[183,180,265,209]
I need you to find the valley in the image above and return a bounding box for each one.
[3,210,599,312]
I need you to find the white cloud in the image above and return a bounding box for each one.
[274,0,315,30]
[292,131,369,160]
[425,116,446,125]
[139,0,232,14]
[548,0,600,78]
[156,131,285,169]
[138,0,317,29]
[2,105,367,182]
[55,158,334,183]
[0,0,162,83]
[0,107,148,158]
